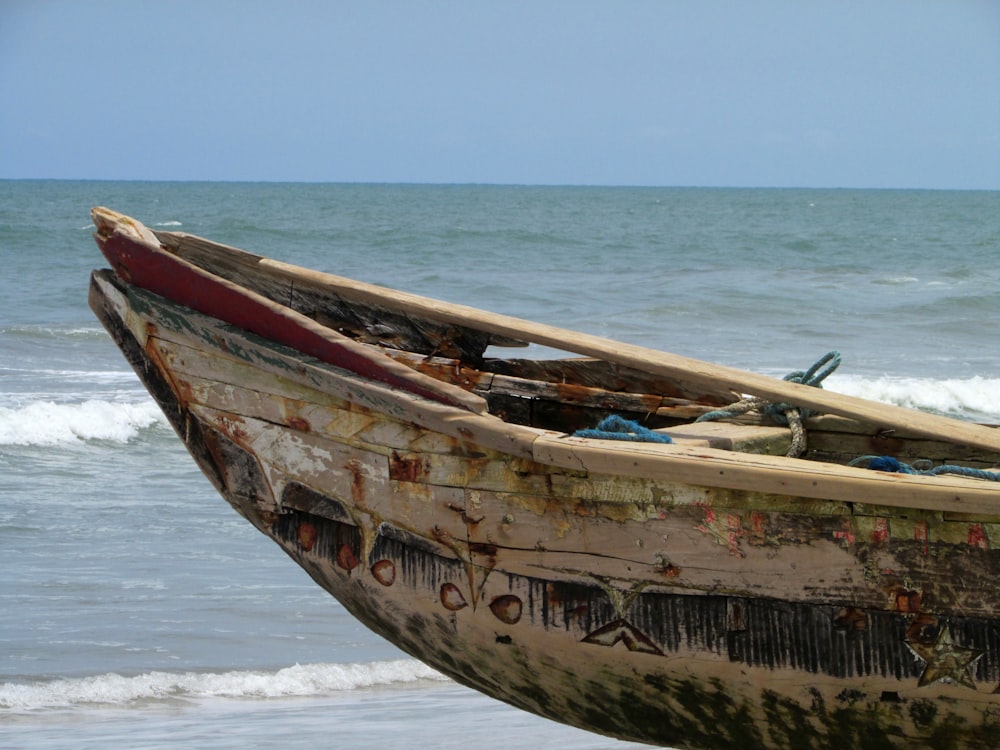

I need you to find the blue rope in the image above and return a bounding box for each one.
[851,455,1000,482]
[574,415,673,443]
[697,350,842,425]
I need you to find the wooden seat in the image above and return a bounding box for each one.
[657,421,791,456]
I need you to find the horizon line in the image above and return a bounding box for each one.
[1,177,997,192]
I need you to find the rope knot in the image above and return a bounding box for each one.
[695,351,841,457]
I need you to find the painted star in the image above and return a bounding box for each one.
[906,624,984,690]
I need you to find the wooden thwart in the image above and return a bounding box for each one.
[657,421,792,455]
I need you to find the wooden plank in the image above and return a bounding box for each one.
[156,231,526,358]
[153,338,478,458]
[532,434,1000,515]
[460,489,894,610]
[657,422,792,455]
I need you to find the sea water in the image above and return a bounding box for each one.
[1,181,998,749]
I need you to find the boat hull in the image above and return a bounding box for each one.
[89,267,1000,749]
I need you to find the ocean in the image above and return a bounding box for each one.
[1,181,998,749]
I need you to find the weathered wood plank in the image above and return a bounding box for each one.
[156,230,526,360]
[533,434,1000,515]
[657,421,793,455]
[149,337,468,457]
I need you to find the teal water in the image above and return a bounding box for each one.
[1,181,998,748]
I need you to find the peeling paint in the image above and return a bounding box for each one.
[372,559,396,586]
[389,451,429,483]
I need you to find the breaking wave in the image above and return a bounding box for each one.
[0,661,448,710]
[0,399,168,446]
[828,374,1000,421]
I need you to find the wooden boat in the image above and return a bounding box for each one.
[88,208,1000,749]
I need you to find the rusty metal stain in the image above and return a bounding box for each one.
[389,451,429,483]
[173,377,196,406]
[336,543,359,572]
[551,381,662,413]
[371,559,396,586]
[892,588,922,613]
[833,607,868,631]
[552,381,601,404]
[869,430,906,456]
[440,582,468,611]
[297,522,317,551]
[658,562,682,579]
[211,332,233,355]
[447,501,485,526]
[213,414,251,445]
[489,594,523,624]
[346,458,366,504]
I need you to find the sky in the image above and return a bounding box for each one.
[1,0,998,189]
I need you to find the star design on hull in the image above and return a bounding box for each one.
[906,624,984,690]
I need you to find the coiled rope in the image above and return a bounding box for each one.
[850,455,1000,482]
[573,415,673,443]
[695,351,842,457]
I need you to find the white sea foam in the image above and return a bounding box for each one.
[828,374,1000,421]
[0,366,139,385]
[152,220,183,227]
[0,660,448,710]
[0,399,167,446]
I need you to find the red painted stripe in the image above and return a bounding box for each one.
[96,231,464,408]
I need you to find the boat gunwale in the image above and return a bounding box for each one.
[90,265,1000,515]
[139,217,1000,457]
